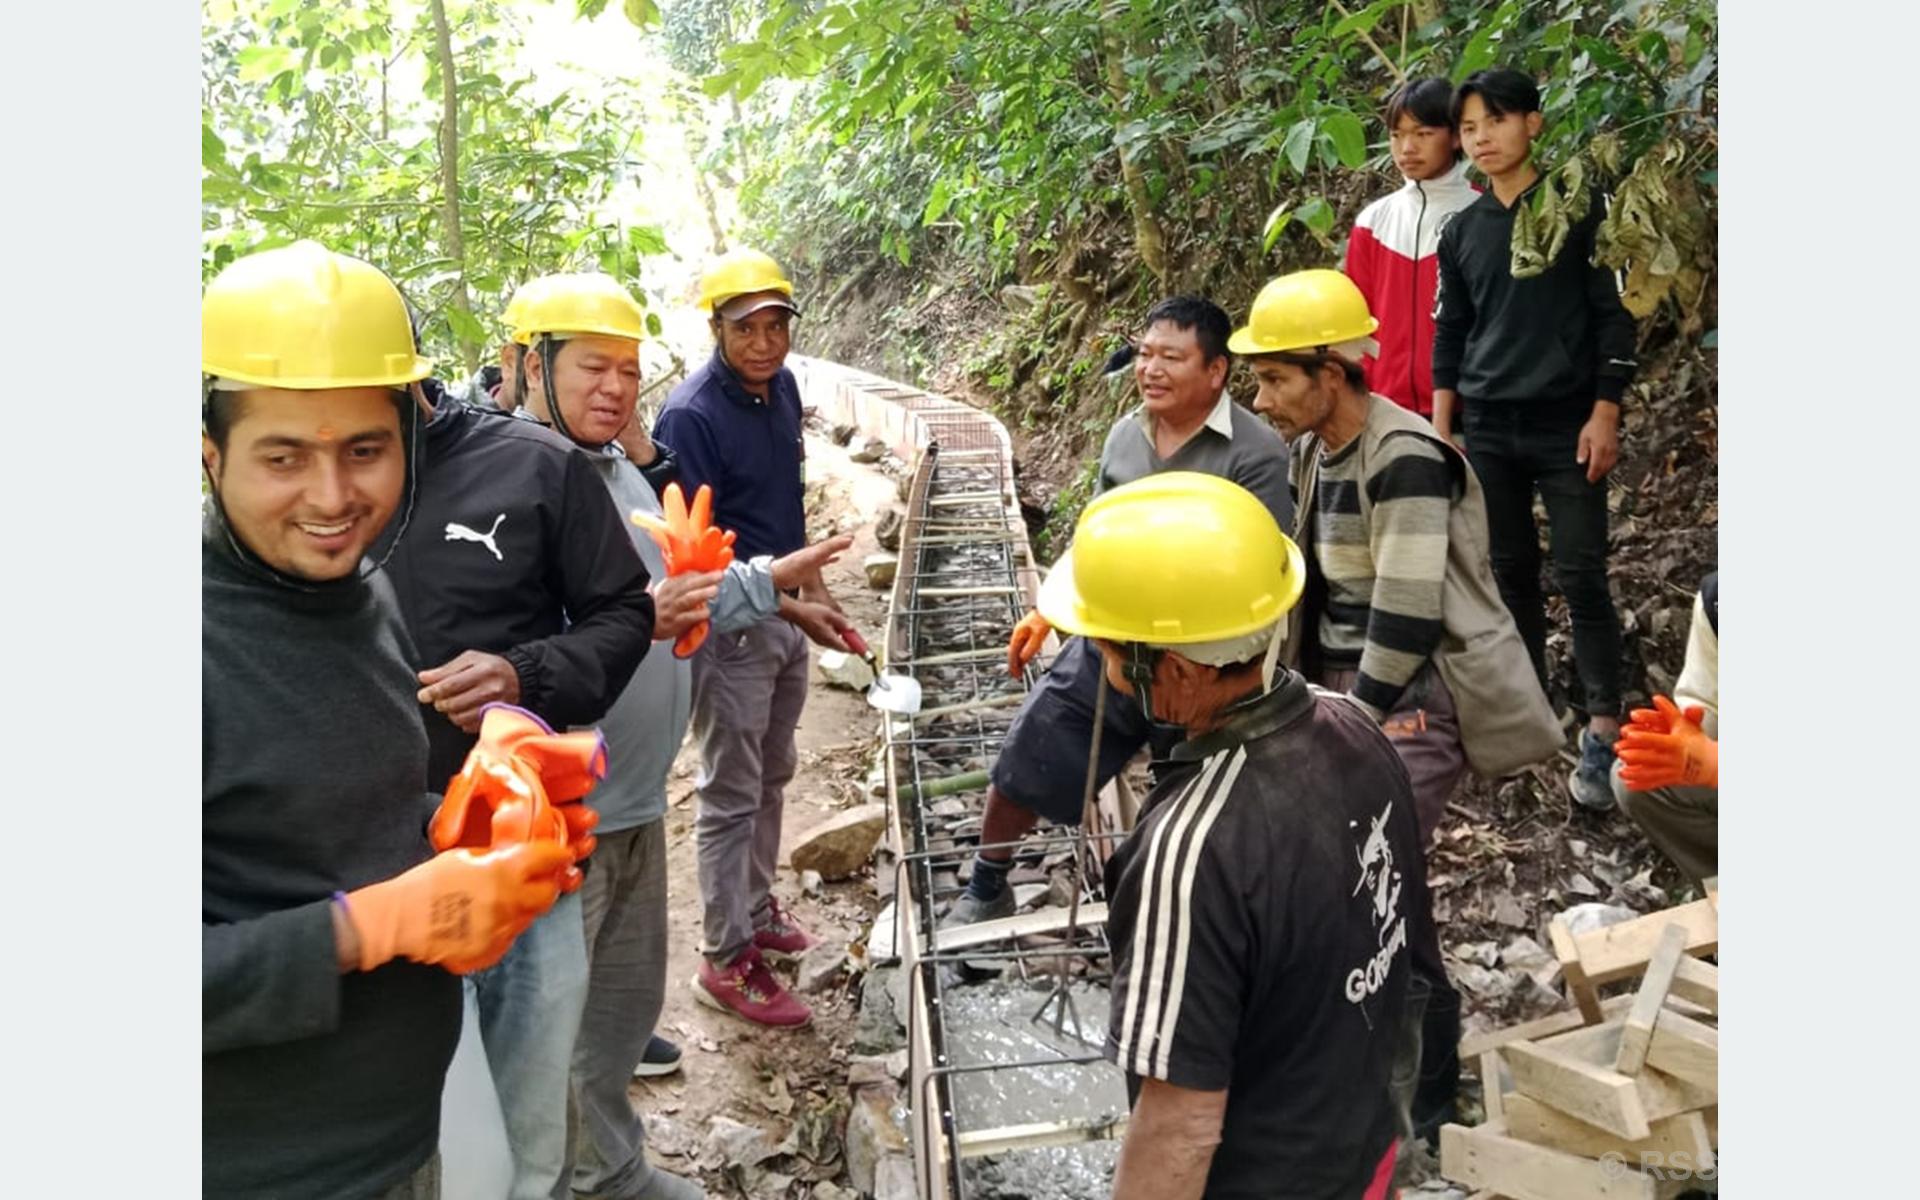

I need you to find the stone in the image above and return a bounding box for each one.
[790,803,888,880]
[1557,902,1639,937]
[813,1184,858,1200]
[872,1155,917,1200]
[1000,283,1042,311]
[845,1082,911,1195]
[847,1055,893,1089]
[816,649,875,692]
[800,869,825,897]
[849,437,888,464]
[830,422,858,446]
[874,507,906,552]
[1013,883,1050,911]
[706,1115,780,1169]
[866,900,898,961]
[1491,891,1532,929]
[854,965,907,1056]
[863,552,898,589]
[797,940,848,993]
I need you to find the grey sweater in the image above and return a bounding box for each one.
[202,513,460,1200]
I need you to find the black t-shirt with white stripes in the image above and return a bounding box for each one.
[1104,672,1424,1198]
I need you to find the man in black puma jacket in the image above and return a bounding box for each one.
[377,374,654,1198]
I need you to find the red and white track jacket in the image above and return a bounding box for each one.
[1343,160,1478,416]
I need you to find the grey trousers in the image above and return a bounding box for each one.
[1319,664,1467,846]
[378,1154,441,1200]
[1611,762,1718,884]
[562,820,672,1200]
[690,616,810,961]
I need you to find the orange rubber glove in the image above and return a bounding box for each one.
[1008,610,1052,677]
[632,483,738,658]
[1617,694,1719,791]
[346,829,574,974]
[429,704,606,891]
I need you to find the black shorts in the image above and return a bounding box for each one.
[989,636,1176,825]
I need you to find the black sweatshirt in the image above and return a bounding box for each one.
[202,512,461,1200]
[378,397,656,786]
[1431,180,1638,405]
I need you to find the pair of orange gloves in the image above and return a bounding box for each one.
[1618,695,1718,792]
[341,704,605,974]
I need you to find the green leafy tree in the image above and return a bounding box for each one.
[203,0,670,374]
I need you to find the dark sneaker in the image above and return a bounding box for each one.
[631,1033,683,1079]
[1568,728,1620,812]
[938,885,1017,930]
[692,948,812,1028]
[752,897,819,963]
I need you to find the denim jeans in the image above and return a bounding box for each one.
[1461,398,1622,718]
[470,888,590,1200]
[562,821,672,1199]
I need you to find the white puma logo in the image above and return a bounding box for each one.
[444,514,506,562]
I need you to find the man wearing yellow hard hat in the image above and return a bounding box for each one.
[202,241,576,1199]
[378,272,661,1199]
[1033,471,1423,1200]
[652,247,858,1028]
[1234,267,1561,1143]
[508,271,854,1197]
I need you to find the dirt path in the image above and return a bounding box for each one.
[633,429,901,1197]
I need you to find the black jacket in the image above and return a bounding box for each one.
[1432,180,1638,406]
[378,396,656,786]
[203,510,460,1200]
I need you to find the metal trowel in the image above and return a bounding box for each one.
[842,628,922,715]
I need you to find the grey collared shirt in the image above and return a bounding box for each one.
[1096,390,1293,530]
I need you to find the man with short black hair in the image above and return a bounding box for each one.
[202,241,574,1200]
[653,248,859,1029]
[1431,66,1639,810]
[945,296,1292,930]
[1344,76,1477,417]
[379,283,659,1200]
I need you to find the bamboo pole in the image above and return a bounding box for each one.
[912,693,1027,722]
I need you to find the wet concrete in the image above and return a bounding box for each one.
[938,978,1128,1198]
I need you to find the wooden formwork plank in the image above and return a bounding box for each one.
[1480,1051,1506,1124]
[1541,1020,1717,1118]
[1549,918,1606,1025]
[1569,901,1718,987]
[1667,956,1719,1015]
[1615,925,1690,1074]
[1441,1121,1657,1200]
[954,1116,1129,1158]
[1503,1093,1715,1170]
[1461,994,1635,1059]
[1502,1039,1651,1140]
[1645,1009,1717,1091]
[928,902,1110,954]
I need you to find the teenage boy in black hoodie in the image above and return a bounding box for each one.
[1430,67,1638,810]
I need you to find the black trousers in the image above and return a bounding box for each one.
[1461,397,1623,719]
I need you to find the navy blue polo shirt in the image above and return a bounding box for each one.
[652,348,807,560]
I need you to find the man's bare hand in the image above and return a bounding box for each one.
[651,570,724,641]
[1576,401,1621,483]
[780,596,855,652]
[615,407,658,466]
[418,650,522,733]
[770,533,855,593]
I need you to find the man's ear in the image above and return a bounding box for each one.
[523,346,545,389]
[1208,353,1230,392]
[202,434,221,481]
[1525,111,1544,140]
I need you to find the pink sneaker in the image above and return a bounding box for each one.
[753,898,820,962]
[692,948,812,1028]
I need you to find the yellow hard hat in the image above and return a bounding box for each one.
[501,276,556,343]
[510,273,647,345]
[697,247,796,315]
[201,240,432,388]
[1227,268,1379,357]
[1037,472,1306,650]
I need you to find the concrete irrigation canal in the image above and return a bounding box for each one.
[798,357,1140,1200]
